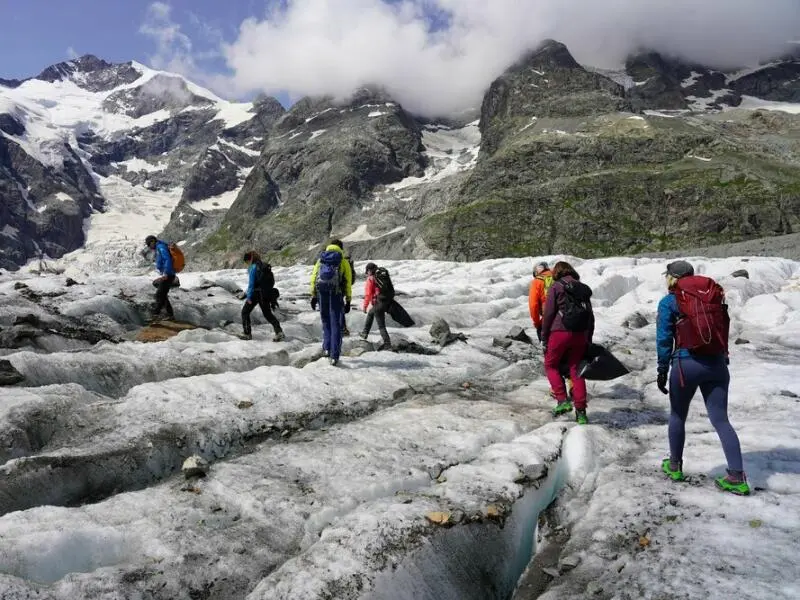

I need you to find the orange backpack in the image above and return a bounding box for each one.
[168,243,185,273]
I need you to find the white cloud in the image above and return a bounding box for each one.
[139,2,196,73]
[66,47,79,60]
[139,2,229,94]
[217,0,800,117]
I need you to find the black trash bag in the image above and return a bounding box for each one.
[557,343,629,381]
[387,300,415,328]
[580,343,630,381]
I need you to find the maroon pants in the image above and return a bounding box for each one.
[544,331,588,409]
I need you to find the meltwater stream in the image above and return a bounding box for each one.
[362,433,575,600]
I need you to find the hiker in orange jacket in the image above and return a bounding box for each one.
[528,262,552,342]
[530,260,574,400]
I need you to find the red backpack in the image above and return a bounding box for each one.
[673,276,730,355]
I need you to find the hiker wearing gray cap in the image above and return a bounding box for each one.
[656,260,749,495]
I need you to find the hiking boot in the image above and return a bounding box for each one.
[575,410,588,425]
[358,331,369,340]
[328,357,339,366]
[376,342,392,351]
[273,331,285,342]
[661,458,684,482]
[240,333,252,341]
[715,471,751,496]
[323,349,330,357]
[552,400,573,417]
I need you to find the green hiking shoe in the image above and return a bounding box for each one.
[661,458,684,481]
[715,472,751,496]
[552,400,573,417]
[575,410,588,425]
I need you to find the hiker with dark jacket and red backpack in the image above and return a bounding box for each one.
[241,251,284,342]
[145,234,178,322]
[309,239,353,365]
[540,261,594,425]
[656,261,749,495]
[359,262,393,351]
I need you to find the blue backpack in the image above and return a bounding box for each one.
[316,250,342,294]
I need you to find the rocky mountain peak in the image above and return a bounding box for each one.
[252,95,286,119]
[514,39,581,72]
[0,77,22,89]
[33,55,142,92]
[478,38,627,155]
[35,54,111,82]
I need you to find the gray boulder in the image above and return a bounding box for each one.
[623,312,649,329]
[0,360,23,386]
[429,318,451,339]
[506,326,532,344]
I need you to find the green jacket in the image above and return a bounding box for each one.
[309,244,353,301]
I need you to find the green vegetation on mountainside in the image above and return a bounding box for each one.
[421,111,800,259]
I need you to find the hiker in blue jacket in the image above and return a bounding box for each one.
[656,260,749,495]
[146,235,175,322]
[241,251,284,342]
[309,239,353,365]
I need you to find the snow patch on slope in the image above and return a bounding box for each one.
[379,120,481,195]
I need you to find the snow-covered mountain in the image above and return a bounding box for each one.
[0,254,798,599]
[0,55,282,272]
[2,47,800,275]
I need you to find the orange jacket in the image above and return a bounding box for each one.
[528,270,552,327]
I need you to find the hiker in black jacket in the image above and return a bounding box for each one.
[359,262,392,350]
[241,251,284,341]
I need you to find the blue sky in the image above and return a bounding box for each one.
[0,0,262,80]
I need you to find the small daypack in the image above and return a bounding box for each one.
[374,267,395,299]
[316,250,343,294]
[168,243,185,273]
[558,280,593,331]
[536,273,554,296]
[255,260,274,290]
[673,276,729,355]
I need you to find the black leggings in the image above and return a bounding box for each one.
[242,290,282,335]
[153,275,175,318]
[363,299,391,344]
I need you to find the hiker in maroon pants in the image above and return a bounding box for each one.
[541,261,595,425]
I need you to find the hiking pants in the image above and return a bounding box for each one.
[242,290,282,336]
[363,299,391,345]
[153,275,175,318]
[668,355,743,472]
[544,330,588,409]
[319,291,344,360]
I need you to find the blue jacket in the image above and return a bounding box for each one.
[154,240,175,276]
[656,293,691,373]
[245,263,258,301]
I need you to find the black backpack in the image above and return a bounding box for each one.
[255,260,275,291]
[374,267,395,299]
[558,280,592,331]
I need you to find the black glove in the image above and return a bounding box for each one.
[541,339,548,355]
[535,326,542,342]
[344,299,351,313]
[310,296,318,311]
[657,371,669,395]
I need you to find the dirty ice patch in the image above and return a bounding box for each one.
[340,224,406,243]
